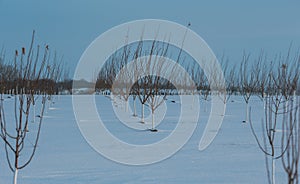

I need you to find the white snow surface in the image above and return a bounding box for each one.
[0,95,288,183]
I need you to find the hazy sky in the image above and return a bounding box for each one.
[1,0,300,76]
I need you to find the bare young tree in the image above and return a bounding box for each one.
[281,95,299,184]
[111,38,133,112]
[96,52,118,92]
[250,95,285,184]
[219,55,237,106]
[253,51,272,111]
[250,50,300,184]
[146,55,173,131]
[130,37,144,117]
[131,39,152,123]
[239,52,259,123]
[0,31,56,184]
[197,66,210,112]
[280,50,300,184]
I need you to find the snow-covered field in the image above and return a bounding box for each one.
[0,95,287,183]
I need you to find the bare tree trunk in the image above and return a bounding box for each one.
[245,102,249,123]
[33,103,36,123]
[204,99,208,113]
[272,157,275,184]
[152,110,154,130]
[191,92,195,109]
[133,97,137,116]
[141,103,145,123]
[49,97,51,109]
[46,99,50,113]
[13,169,18,184]
[125,100,128,112]
[263,96,266,110]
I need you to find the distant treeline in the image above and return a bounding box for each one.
[1,38,300,96]
[94,40,300,98]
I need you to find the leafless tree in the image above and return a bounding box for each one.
[239,52,259,123]
[197,65,210,112]
[220,55,237,105]
[133,41,163,125]
[279,50,300,184]
[145,55,177,131]
[0,31,56,184]
[130,41,142,117]
[96,52,118,91]
[252,51,273,115]
[250,50,300,184]
[281,95,299,184]
[250,94,285,184]
[111,38,133,112]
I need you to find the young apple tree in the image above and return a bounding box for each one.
[239,52,258,123]
[0,31,57,184]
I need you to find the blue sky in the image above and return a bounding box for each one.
[1,0,300,76]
